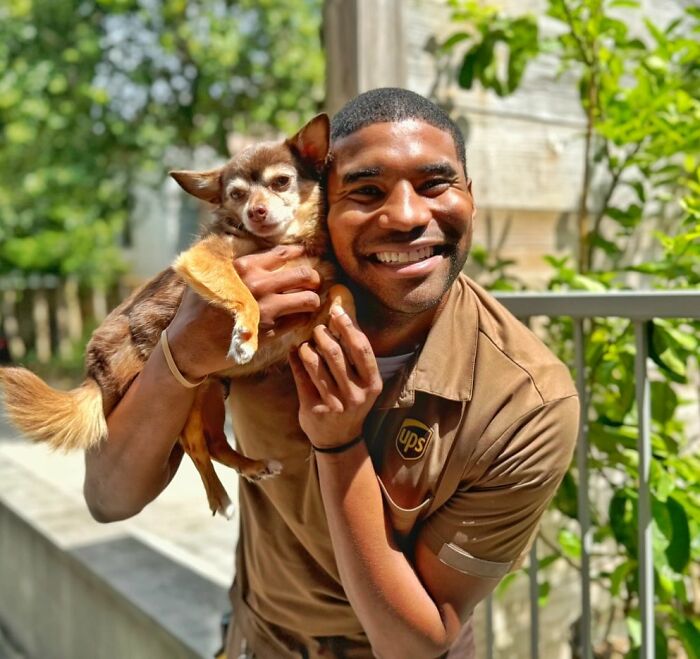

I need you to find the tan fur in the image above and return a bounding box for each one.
[0,369,106,451]
[0,114,347,518]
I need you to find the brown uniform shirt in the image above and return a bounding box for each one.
[225,275,579,658]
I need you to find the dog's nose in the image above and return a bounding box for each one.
[247,205,267,221]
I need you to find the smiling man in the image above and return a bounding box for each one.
[83,88,579,659]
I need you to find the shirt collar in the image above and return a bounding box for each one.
[397,275,478,406]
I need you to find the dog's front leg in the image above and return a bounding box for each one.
[173,235,260,365]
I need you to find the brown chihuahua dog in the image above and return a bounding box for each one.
[0,113,353,518]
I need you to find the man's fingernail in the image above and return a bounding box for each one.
[330,304,345,317]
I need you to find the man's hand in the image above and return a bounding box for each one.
[168,244,323,379]
[235,244,323,335]
[289,304,383,449]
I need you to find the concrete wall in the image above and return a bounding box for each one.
[0,450,229,659]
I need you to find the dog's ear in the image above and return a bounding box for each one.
[169,169,222,204]
[286,113,330,173]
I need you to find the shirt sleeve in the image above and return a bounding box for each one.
[419,395,579,579]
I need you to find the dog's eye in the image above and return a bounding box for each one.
[271,175,291,191]
[230,188,247,201]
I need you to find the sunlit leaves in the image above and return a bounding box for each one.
[443,1,539,97]
[0,0,324,284]
[444,2,700,655]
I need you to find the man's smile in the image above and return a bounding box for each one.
[374,245,437,264]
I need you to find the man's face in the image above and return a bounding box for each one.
[326,119,475,315]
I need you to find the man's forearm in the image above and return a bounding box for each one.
[83,342,196,521]
[316,444,459,659]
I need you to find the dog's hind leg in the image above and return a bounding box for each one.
[200,379,282,482]
[180,382,234,518]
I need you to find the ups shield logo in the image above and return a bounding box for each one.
[395,418,433,460]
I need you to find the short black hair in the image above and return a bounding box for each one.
[330,87,466,174]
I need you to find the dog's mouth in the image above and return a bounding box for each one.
[245,216,292,238]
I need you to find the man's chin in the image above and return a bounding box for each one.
[351,278,450,317]
[340,253,465,316]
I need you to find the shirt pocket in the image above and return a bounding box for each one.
[377,475,432,536]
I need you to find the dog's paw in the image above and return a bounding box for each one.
[217,501,236,520]
[227,323,256,365]
[242,459,283,482]
[263,459,283,478]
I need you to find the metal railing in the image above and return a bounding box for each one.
[488,290,700,659]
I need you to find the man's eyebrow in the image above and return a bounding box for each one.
[418,162,459,177]
[342,167,382,184]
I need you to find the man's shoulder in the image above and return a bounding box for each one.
[454,275,577,405]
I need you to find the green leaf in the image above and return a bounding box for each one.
[609,489,637,555]
[458,50,478,89]
[441,31,473,50]
[553,471,578,519]
[609,0,640,7]
[664,496,690,572]
[673,616,700,659]
[627,613,642,647]
[649,323,688,383]
[495,570,521,597]
[557,528,582,559]
[650,380,678,425]
[609,561,634,597]
[570,274,608,292]
[655,625,669,659]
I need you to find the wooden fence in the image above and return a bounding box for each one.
[0,275,129,365]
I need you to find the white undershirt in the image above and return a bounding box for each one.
[376,351,416,382]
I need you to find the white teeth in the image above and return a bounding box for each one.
[375,247,435,264]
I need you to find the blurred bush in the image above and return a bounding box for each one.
[0,0,324,286]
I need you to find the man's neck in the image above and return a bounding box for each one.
[354,293,445,358]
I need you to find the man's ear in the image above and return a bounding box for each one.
[169,168,222,204]
[286,113,330,173]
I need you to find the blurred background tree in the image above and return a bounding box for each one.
[0,0,324,286]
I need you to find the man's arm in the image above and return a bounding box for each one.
[291,307,576,659]
[314,444,498,659]
[84,245,322,522]
[83,340,196,522]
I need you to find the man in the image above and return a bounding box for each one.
[84,88,579,658]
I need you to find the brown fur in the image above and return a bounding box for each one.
[0,114,354,518]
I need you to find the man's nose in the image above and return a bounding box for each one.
[378,181,431,230]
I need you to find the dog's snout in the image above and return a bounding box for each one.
[247,205,268,221]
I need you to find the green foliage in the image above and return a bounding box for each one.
[443,1,700,655]
[441,1,538,96]
[0,0,324,284]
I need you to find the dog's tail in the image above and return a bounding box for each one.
[0,367,106,451]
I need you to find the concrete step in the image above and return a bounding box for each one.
[0,416,240,659]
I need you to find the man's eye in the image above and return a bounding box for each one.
[351,185,381,197]
[422,178,451,192]
[271,175,291,191]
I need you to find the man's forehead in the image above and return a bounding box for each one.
[330,119,460,175]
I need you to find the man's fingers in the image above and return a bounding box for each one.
[312,325,356,396]
[328,305,381,387]
[234,244,306,275]
[258,291,321,329]
[246,265,321,299]
[288,348,318,409]
[297,342,343,411]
